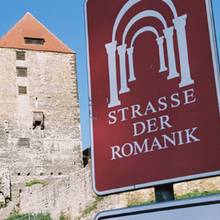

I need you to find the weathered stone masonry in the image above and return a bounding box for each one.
[0,13,82,214]
[0,47,82,194]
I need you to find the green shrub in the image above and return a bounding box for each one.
[175,189,220,200]
[80,196,104,218]
[25,179,46,187]
[59,212,65,220]
[5,213,52,220]
[127,200,153,207]
[126,189,220,208]
[0,202,5,208]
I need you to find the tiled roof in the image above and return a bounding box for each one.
[0,12,73,54]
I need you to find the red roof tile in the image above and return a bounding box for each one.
[0,12,73,54]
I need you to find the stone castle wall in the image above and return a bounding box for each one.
[0,47,82,209]
[0,47,81,169]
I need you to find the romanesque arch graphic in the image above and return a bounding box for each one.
[105,0,194,108]
[128,25,167,83]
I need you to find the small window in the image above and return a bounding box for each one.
[24,37,45,45]
[18,138,30,147]
[33,111,45,130]
[16,67,27,77]
[18,86,27,95]
[16,51,25,60]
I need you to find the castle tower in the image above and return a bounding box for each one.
[0,12,82,194]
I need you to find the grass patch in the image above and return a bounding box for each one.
[59,212,65,220]
[0,202,5,208]
[127,200,153,207]
[175,189,220,200]
[5,213,52,220]
[126,189,220,208]
[80,196,104,218]
[59,212,70,220]
[25,179,46,187]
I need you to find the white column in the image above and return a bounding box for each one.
[156,36,167,73]
[127,47,136,82]
[163,27,179,79]
[117,44,130,94]
[173,15,194,87]
[105,41,121,108]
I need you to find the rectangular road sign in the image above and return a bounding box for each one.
[85,0,220,195]
[95,195,220,220]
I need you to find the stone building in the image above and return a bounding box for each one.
[0,12,82,214]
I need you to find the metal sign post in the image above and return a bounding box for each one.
[155,184,174,202]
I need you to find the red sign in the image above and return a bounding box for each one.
[85,0,220,195]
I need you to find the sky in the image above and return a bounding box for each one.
[0,0,219,149]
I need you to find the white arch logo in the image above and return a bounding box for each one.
[105,0,194,108]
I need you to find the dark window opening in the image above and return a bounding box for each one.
[50,172,53,176]
[24,37,45,45]
[17,173,21,176]
[16,51,25,60]
[18,138,30,147]
[16,67,27,77]
[83,148,91,167]
[18,86,27,95]
[27,173,30,176]
[33,111,45,130]
[40,172,43,176]
[58,172,62,176]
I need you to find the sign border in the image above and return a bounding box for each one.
[84,0,220,196]
[94,194,220,219]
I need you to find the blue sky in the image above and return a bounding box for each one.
[0,0,219,149]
